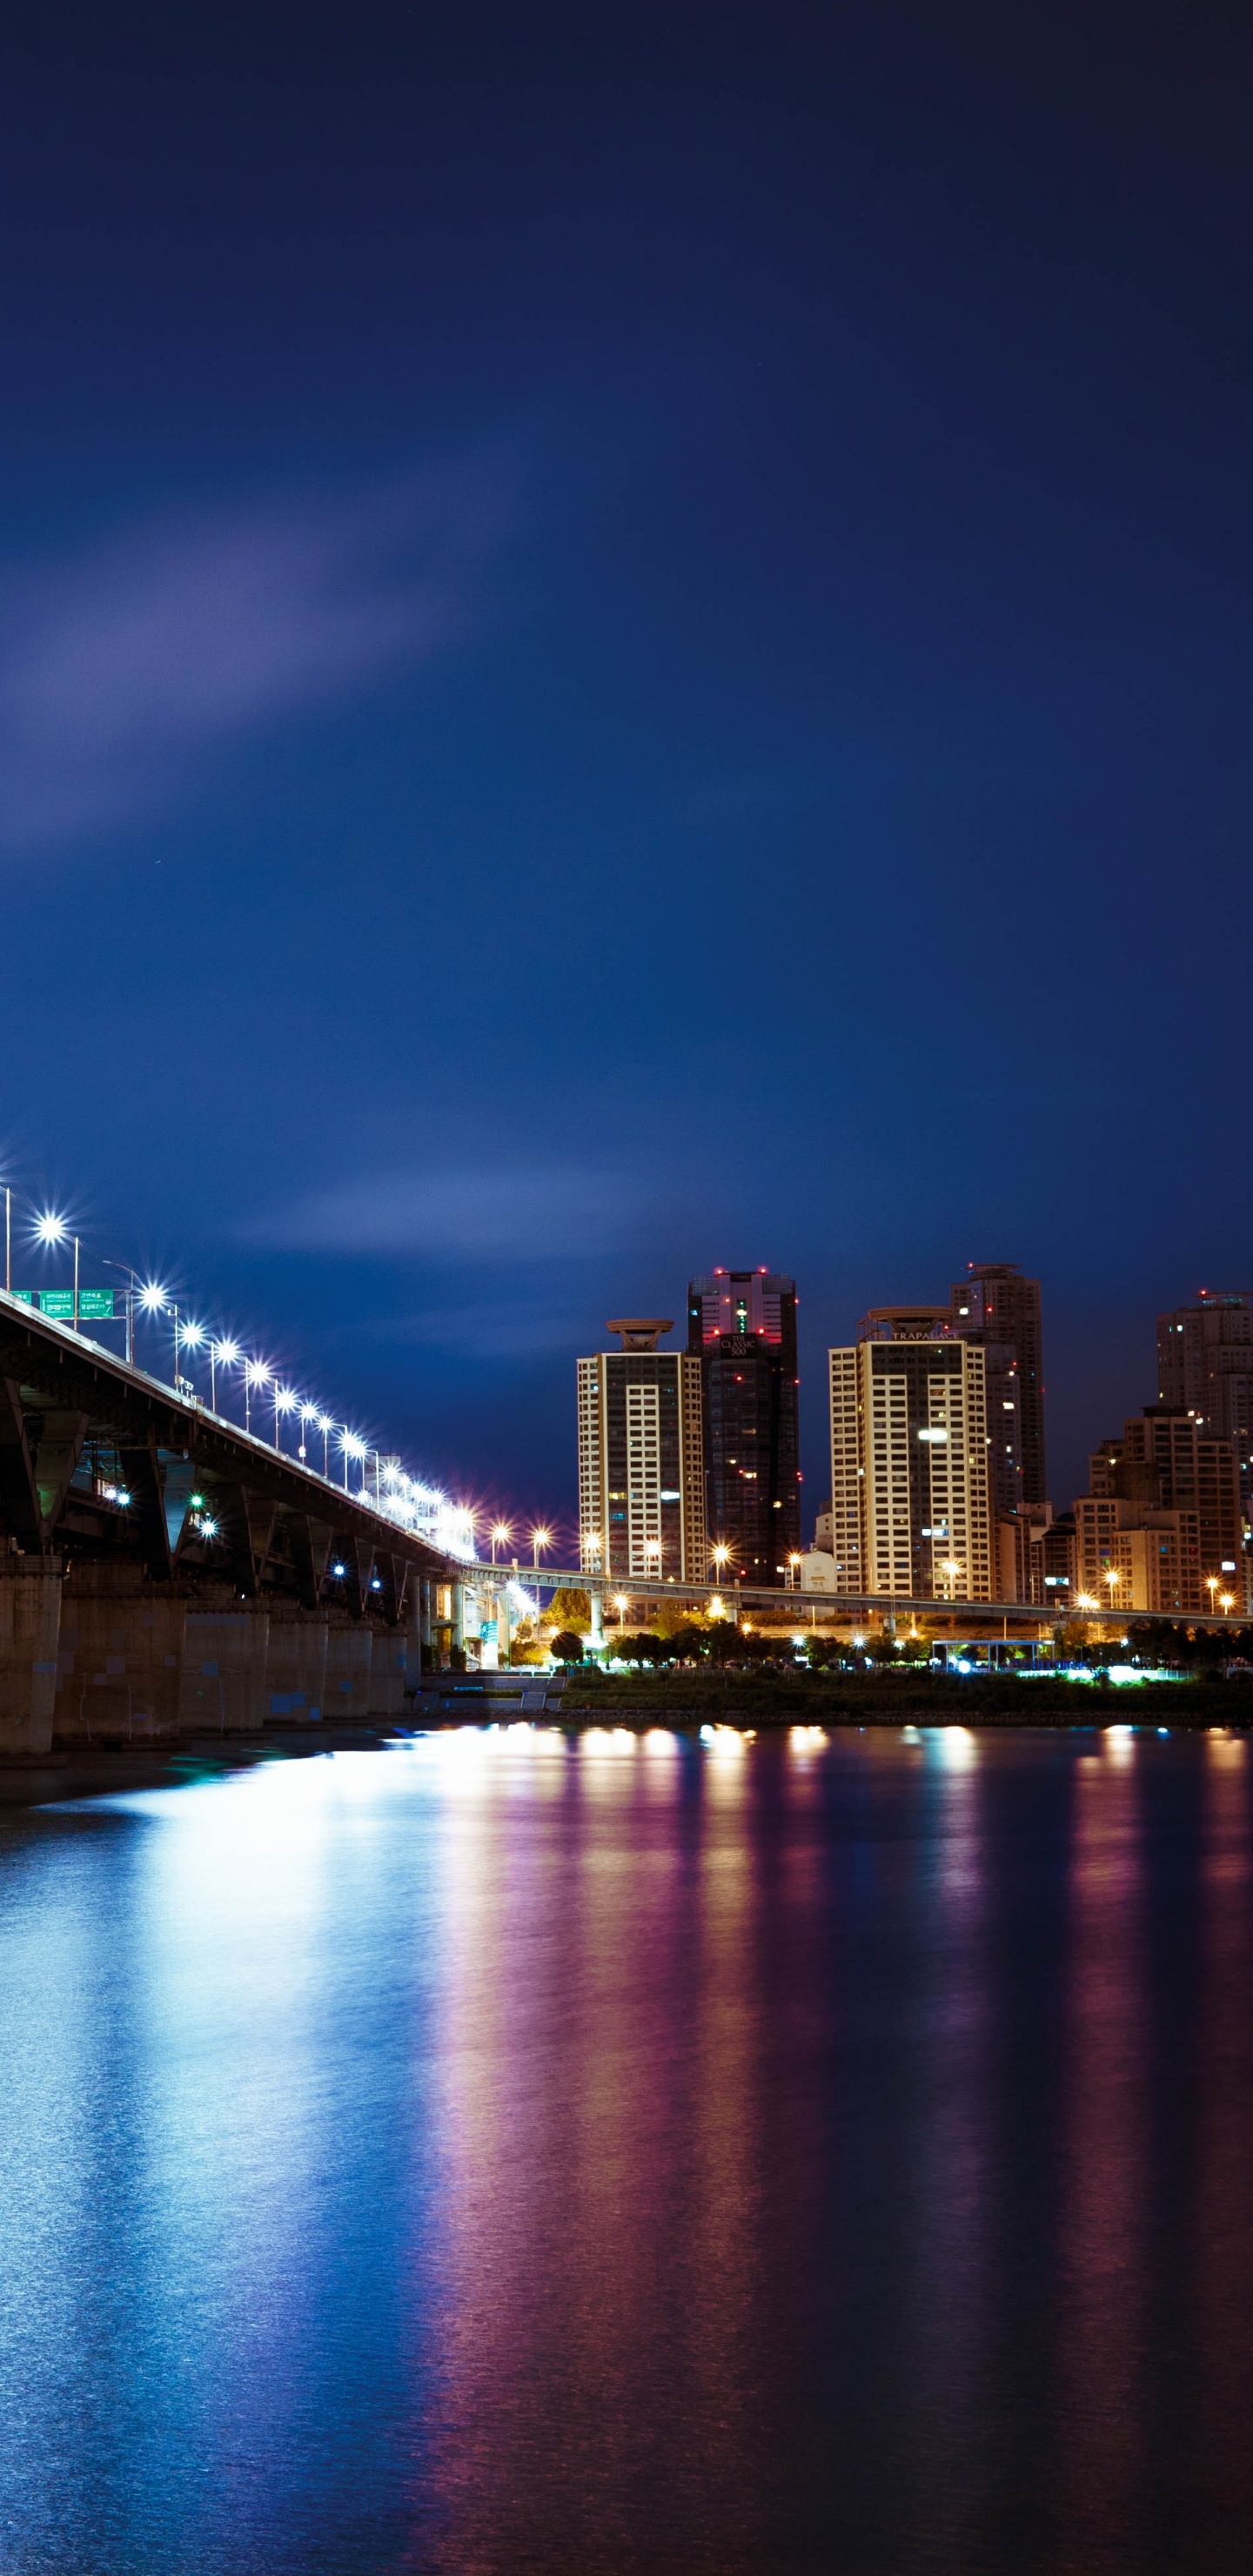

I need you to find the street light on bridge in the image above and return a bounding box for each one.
[210,1337,239,1415]
[244,1358,270,1435]
[491,1521,512,1563]
[531,1525,553,1575]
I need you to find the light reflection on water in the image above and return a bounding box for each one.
[1,1727,1252,2573]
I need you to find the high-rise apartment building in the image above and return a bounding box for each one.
[948,1262,1046,1515]
[828,1330,994,1600]
[687,1269,801,1583]
[1157,1291,1253,1559]
[1073,1494,1203,1616]
[578,1321,707,1584]
[1080,1403,1245,1609]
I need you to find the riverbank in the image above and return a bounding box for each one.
[2,1673,1250,1809]
[555,1668,1253,1727]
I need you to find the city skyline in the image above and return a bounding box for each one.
[5,1152,1249,1597]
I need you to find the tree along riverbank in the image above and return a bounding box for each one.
[552,1668,1253,1727]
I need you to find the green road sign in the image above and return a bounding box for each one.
[9,1287,115,1318]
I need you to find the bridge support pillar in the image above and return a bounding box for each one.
[589,1588,604,1652]
[325,1616,373,1720]
[178,1600,270,1734]
[53,1567,187,1741]
[452,1581,466,1654]
[403,1580,425,1693]
[366,1621,406,1719]
[0,1559,62,1755]
[265,1609,328,1726]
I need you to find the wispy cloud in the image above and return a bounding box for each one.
[0,456,510,849]
[248,1165,633,1263]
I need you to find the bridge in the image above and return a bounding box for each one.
[0,1283,481,1755]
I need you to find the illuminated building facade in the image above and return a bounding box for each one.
[828,1330,993,1600]
[1074,1494,1203,1615]
[687,1269,801,1583]
[1082,1404,1245,1609]
[1157,1290,1253,1575]
[948,1262,1046,1516]
[578,1322,707,1582]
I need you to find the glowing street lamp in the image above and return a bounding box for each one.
[491,1521,512,1564]
[1206,1575,1220,1610]
[1103,1566,1122,1598]
[315,1413,332,1477]
[178,1318,204,1400]
[1075,1593,1099,1613]
[712,1542,731,1578]
[940,1557,962,1600]
[710,1594,726,1620]
[787,1550,802,1591]
[531,1525,553,1574]
[244,1358,270,1435]
[341,1430,365,1493]
[613,1593,628,1634]
[1221,1592,1236,1615]
[33,1210,81,1331]
[210,1337,239,1415]
[273,1386,297,1451]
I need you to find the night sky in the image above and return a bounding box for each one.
[1,2,1250,1540]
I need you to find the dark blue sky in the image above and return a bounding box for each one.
[1,1,1250,1537]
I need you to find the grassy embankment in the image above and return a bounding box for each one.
[553,1667,1252,1727]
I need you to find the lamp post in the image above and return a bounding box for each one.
[491,1521,512,1564]
[210,1338,238,1416]
[179,1318,204,1399]
[136,1278,169,1373]
[941,1557,962,1603]
[614,1593,628,1636]
[245,1359,270,1436]
[532,1525,552,1576]
[101,1260,138,1366]
[787,1551,802,1591]
[1206,1575,1220,1613]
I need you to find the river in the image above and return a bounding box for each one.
[1,1722,1250,2573]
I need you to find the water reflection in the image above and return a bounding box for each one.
[0,1727,1252,2573]
[1055,1729,1149,2567]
